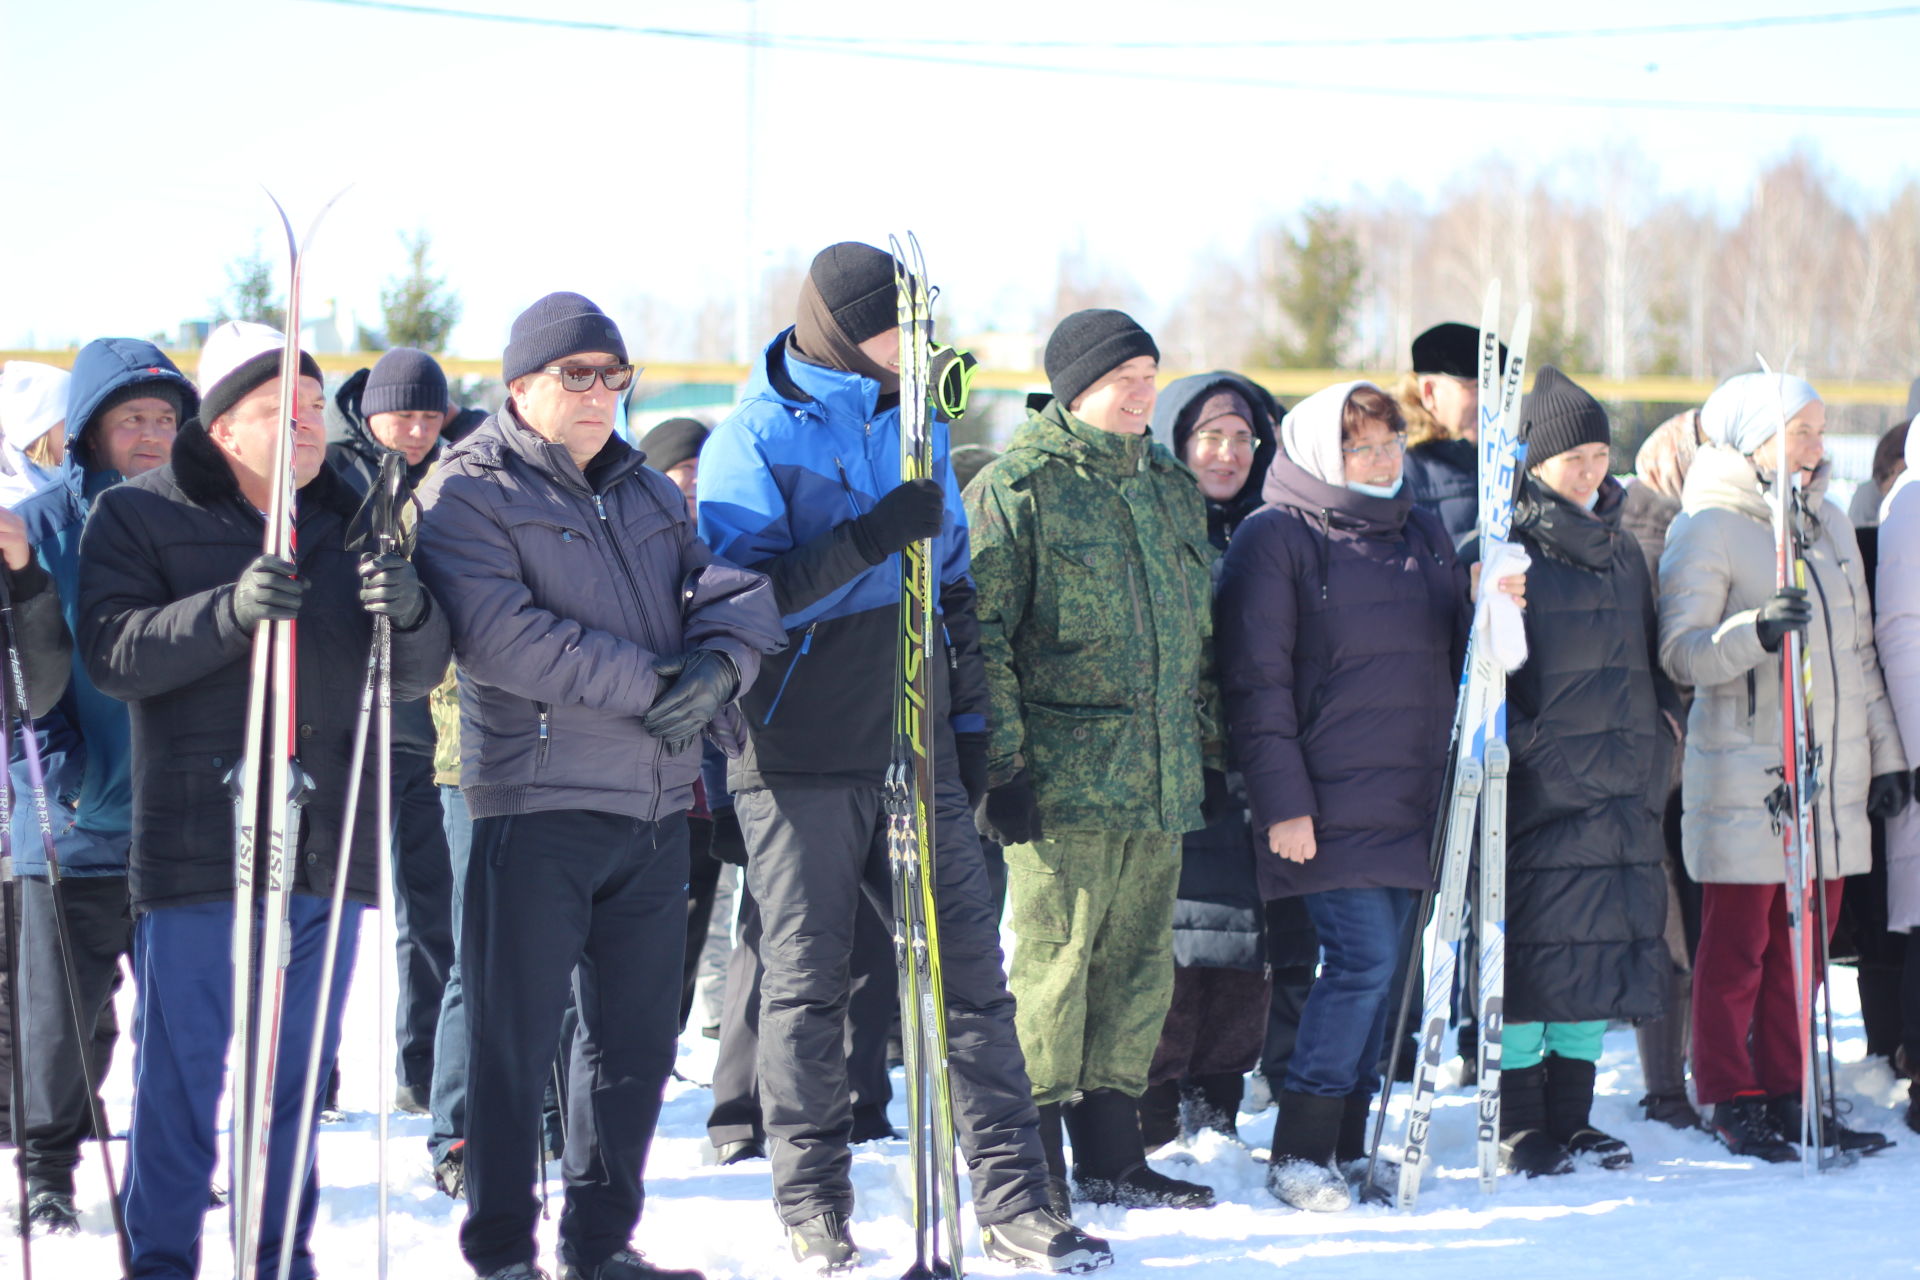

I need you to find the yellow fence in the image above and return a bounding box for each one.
[2,351,1911,407]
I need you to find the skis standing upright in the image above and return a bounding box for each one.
[882,232,964,1280]
[1394,281,1530,1211]
[1756,357,1841,1174]
[230,187,347,1280]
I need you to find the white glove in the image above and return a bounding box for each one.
[1475,537,1532,673]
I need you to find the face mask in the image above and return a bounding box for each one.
[1581,489,1600,511]
[1347,476,1404,499]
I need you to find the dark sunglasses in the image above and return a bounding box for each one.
[539,363,638,392]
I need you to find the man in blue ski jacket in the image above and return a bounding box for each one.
[696,240,1111,1275]
[10,337,196,1236]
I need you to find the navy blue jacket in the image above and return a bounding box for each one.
[10,338,196,878]
[1219,456,1467,899]
[1402,436,1478,548]
[697,331,986,790]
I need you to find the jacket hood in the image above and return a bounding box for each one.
[1278,380,1381,487]
[1633,408,1702,501]
[1152,370,1280,542]
[1007,396,1170,479]
[1515,473,1627,572]
[326,366,374,451]
[1681,439,1833,548]
[67,338,199,471]
[743,326,886,428]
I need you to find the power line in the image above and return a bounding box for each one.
[775,5,1920,49]
[300,0,1920,119]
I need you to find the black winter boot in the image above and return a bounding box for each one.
[1544,1054,1632,1169]
[1707,1092,1797,1162]
[788,1212,860,1274]
[1137,1080,1182,1151]
[1334,1089,1374,1165]
[982,1207,1114,1273]
[1037,1102,1072,1218]
[1266,1091,1351,1212]
[1901,1048,1920,1137]
[1766,1092,1892,1156]
[1499,1063,1574,1177]
[1065,1088,1214,1208]
[1180,1072,1244,1140]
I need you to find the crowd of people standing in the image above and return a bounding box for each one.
[0,242,1917,1279]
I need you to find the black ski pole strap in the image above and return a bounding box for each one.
[347,451,419,557]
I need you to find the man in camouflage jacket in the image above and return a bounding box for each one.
[964,309,1225,1210]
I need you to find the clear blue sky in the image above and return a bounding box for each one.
[3,0,1916,357]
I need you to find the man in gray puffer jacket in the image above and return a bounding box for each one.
[415,292,784,1280]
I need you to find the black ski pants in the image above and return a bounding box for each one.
[738,766,1049,1228]
[391,751,454,1099]
[18,873,130,1195]
[706,878,895,1148]
[459,809,686,1277]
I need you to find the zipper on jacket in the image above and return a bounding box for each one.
[592,489,665,817]
[1125,563,1147,634]
[763,624,816,725]
[1745,670,1756,725]
[834,457,863,518]
[536,703,551,767]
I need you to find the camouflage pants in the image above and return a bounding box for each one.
[1004,830,1180,1104]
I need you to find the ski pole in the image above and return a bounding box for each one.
[3,845,31,1280]
[273,637,377,1280]
[0,573,131,1275]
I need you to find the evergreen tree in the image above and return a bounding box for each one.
[212,239,285,329]
[381,231,463,353]
[1272,204,1361,368]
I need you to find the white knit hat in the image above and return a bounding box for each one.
[0,361,71,451]
[196,321,321,427]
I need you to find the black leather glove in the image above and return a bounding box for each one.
[358,552,428,630]
[851,478,944,563]
[975,768,1043,846]
[953,731,990,809]
[1754,587,1812,653]
[709,805,748,867]
[231,554,305,632]
[1200,768,1235,827]
[643,649,741,754]
[1868,770,1913,819]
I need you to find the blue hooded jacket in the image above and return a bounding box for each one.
[697,329,986,790]
[10,338,196,876]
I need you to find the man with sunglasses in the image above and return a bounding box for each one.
[415,292,785,1280]
[697,242,1111,1274]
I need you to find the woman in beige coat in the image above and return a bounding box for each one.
[1659,372,1908,1162]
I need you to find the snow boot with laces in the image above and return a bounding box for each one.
[1707,1092,1796,1163]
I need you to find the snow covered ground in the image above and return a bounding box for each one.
[7,939,1917,1279]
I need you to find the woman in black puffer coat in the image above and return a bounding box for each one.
[1488,366,1678,1176]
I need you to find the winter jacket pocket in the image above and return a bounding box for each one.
[1178,534,1217,638]
[1046,541,1127,644]
[1022,701,1137,827]
[1004,839,1071,944]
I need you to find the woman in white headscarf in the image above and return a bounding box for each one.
[1659,371,1907,1162]
[0,360,72,506]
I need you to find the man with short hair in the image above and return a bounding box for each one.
[10,338,196,1235]
[698,241,1111,1274]
[79,320,451,1278]
[326,345,458,1113]
[416,292,784,1280]
[1399,321,1506,547]
[965,308,1223,1212]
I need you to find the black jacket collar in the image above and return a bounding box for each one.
[170,419,361,523]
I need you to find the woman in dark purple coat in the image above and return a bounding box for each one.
[1217,381,1472,1211]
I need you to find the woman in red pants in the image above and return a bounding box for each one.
[1658,371,1908,1160]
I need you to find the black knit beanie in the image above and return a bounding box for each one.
[640,417,709,472]
[90,379,188,434]
[503,292,626,385]
[362,347,448,417]
[1412,321,1506,380]
[1519,365,1609,467]
[1044,309,1159,408]
[806,242,899,345]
